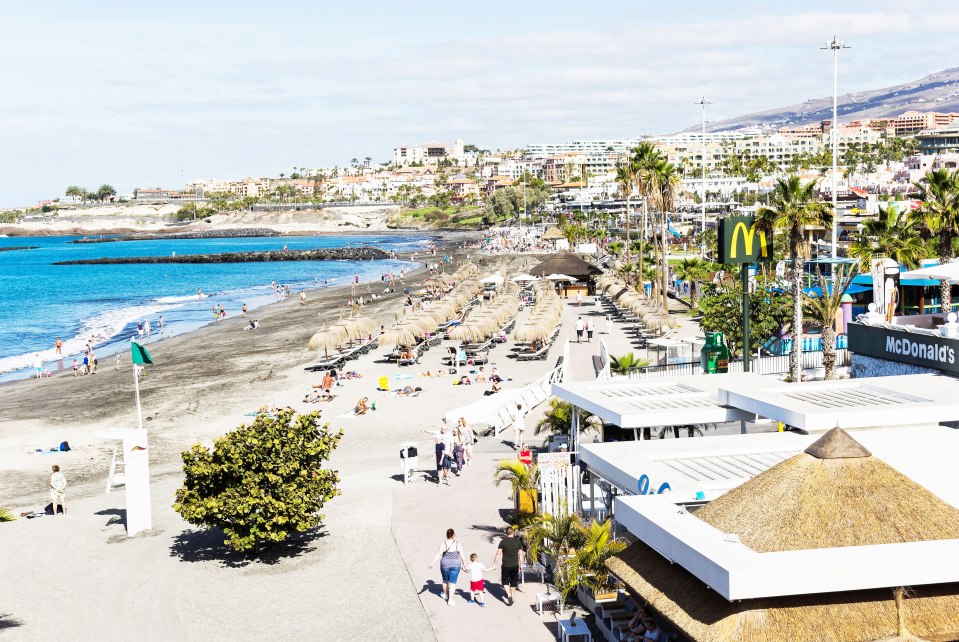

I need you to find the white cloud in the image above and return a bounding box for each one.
[0,3,954,205]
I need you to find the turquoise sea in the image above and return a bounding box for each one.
[0,233,428,379]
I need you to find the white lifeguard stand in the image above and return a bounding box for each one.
[96,427,152,536]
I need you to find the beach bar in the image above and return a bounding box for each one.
[553,373,959,641]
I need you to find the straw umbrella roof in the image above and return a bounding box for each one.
[307,326,347,355]
[529,250,603,279]
[378,326,418,348]
[606,428,959,642]
[541,226,565,241]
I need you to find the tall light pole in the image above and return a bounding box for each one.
[696,97,712,257]
[822,36,850,262]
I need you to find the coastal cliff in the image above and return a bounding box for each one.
[54,247,390,265]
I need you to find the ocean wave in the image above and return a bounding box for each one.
[0,300,187,374]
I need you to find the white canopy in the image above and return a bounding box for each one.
[545,273,576,282]
[511,274,538,283]
[900,260,959,282]
[481,274,505,285]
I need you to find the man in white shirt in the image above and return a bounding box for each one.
[575,317,584,343]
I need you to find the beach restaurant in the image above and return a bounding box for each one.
[551,374,959,641]
[529,249,602,298]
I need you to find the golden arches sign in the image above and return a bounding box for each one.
[718,216,774,264]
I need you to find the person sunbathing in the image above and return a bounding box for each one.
[344,370,362,379]
[484,379,502,396]
[458,376,471,386]
[396,385,415,396]
[355,397,369,415]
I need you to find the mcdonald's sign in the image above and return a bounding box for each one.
[718,216,774,264]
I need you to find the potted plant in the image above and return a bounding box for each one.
[535,398,602,445]
[525,509,586,609]
[573,518,628,611]
[493,460,539,516]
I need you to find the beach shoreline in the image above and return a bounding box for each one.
[0,231,527,504]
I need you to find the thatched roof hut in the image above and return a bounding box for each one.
[541,226,565,241]
[606,428,959,642]
[529,250,602,280]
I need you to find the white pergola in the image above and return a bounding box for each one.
[580,424,959,507]
[719,374,959,432]
[551,373,765,451]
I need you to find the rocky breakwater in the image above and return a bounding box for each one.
[0,246,39,252]
[70,227,280,243]
[54,247,389,265]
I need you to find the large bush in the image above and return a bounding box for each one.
[173,410,342,552]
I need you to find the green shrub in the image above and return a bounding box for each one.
[0,506,14,522]
[173,410,342,552]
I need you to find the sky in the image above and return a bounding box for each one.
[1,0,956,206]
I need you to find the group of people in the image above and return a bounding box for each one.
[424,419,476,486]
[427,526,526,607]
[574,316,595,343]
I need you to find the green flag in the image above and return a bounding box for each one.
[131,342,153,365]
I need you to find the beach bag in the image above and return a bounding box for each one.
[59,441,70,452]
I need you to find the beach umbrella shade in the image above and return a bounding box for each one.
[308,326,347,357]
[378,326,418,348]
[481,274,506,285]
[514,323,550,344]
[512,274,538,283]
[545,273,577,282]
[448,323,489,342]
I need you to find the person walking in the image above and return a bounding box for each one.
[464,553,494,606]
[49,465,67,515]
[575,317,584,343]
[576,291,583,307]
[33,353,43,379]
[492,526,525,606]
[428,528,465,606]
[458,417,474,467]
[511,402,527,451]
[54,337,62,356]
[586,318,594,342]
[453,425,466,476]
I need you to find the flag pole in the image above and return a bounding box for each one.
[132,342,144,430]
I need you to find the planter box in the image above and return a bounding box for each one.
[515,489,538,514]
[577,585,620,614]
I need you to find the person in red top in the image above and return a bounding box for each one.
[518,445,532,466]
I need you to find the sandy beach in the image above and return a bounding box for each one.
[0,240,574,641]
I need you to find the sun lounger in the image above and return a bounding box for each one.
[305,356,345,371]
[469,351,490,366]
[516,343,551,361]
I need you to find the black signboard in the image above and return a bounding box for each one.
[848,322,959,374]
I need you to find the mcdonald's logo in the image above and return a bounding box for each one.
[718,216,774,264]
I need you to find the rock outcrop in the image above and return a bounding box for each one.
[54,247,389,265]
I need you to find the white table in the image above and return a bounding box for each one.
[535,589,562,616]
[520,561,546,584]
[558,617,591,642]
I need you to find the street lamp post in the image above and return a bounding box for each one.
[696,97,712,257]
[822,36,850,263]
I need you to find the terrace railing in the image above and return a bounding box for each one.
[628,349,851,379]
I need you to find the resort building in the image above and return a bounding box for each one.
[916,120,959,154]
[392,139,466,165]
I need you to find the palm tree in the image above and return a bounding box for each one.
[65,185,82,205]
[911,169,959,311]
[525,511,585,603]
[616,162,637,260]
[609,352,648,375]
[849,205,925,270]
[535,398,600,437]
[756,175,833,383]
[672,257,711,308]
[493,460,539,515]
[653,159,681,310]
[574,519,628,595]
[631,143,662,291]
[803,266,855,380]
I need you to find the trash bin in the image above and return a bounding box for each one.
[399,442,419,484]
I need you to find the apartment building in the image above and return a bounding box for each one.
[916,120,959,154]
[393,139,466,165]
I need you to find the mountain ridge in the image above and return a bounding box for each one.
[685,67,959,133]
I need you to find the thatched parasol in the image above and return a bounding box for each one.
[378,325,418,348]
[448,323,492,342]
[606,428,959,642]
[307,326,347,356]
[541,226,565,241]
[514,323,551,344]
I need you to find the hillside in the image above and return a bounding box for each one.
[689,67,959,133]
